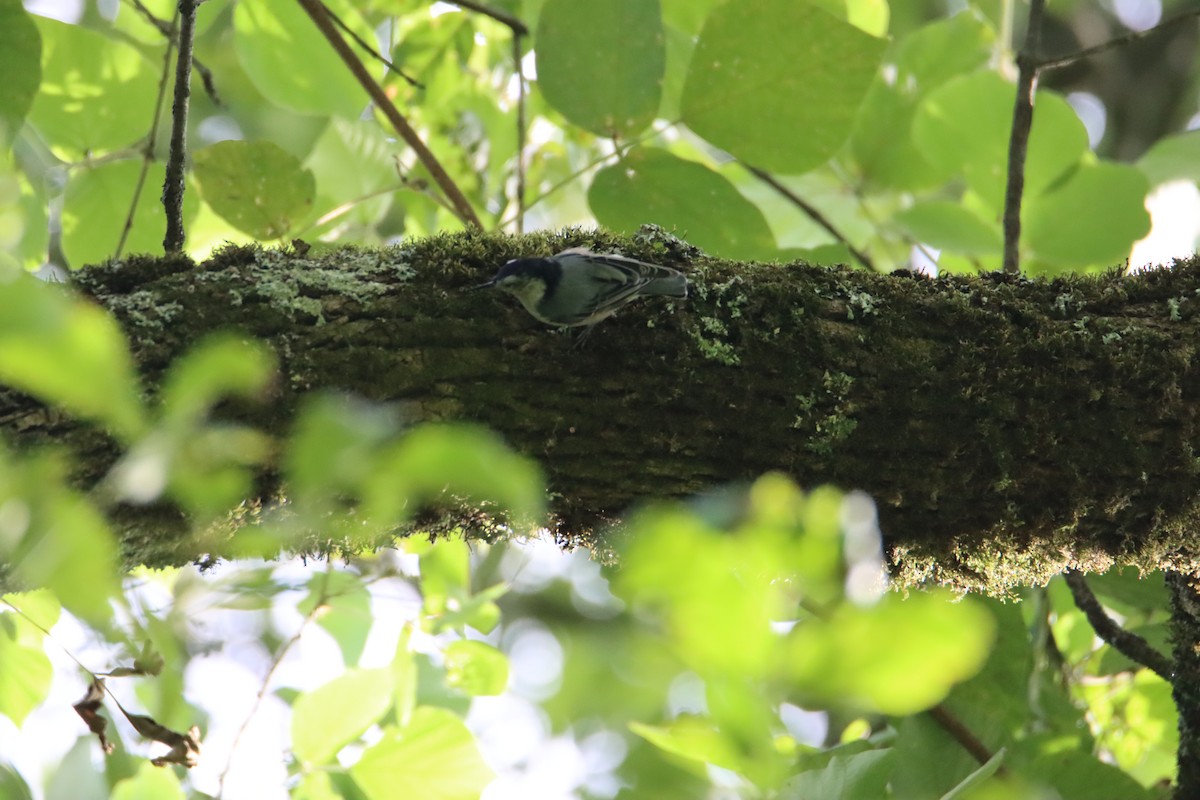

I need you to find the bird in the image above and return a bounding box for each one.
[472,247,689,328]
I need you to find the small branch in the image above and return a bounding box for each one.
[1001,0,1046,274]
[322,3,422,88]
[125,0,220,105]
[1037,8,1200,71]
[117,9,177,257]
[512,33,527,234]
[450,0,529,36]
[161,0,197,253]
[1064,570,1173,681]
[1168,571,1200,797]
[297,0,483,229]
[928,704,1002,768]
[744,164,876,270]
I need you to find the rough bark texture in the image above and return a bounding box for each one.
[1170,572,1200,799]
[7,229,1200,594]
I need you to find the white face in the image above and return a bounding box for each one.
[496,274,546,309]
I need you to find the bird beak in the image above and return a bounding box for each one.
[466,279,495,291]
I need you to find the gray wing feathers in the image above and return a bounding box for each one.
[554,248,688,299]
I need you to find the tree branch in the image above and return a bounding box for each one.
[34,235,1200,593]
[1037,8,1200,71]
[1001,0,1046,274]
[1063,570,1173,681]
[161,0,197,253]
[296,0,483,229]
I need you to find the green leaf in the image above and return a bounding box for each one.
[783,748,895,799]
[680,0,886,174]
[0,0,40,147]
[350,707,495,800]
[193,140,316,240]
[297,571,373,666]
[61,160,199,268]
[1025,749,1156,800]
[893,201,1002,257]
[787,591,995,714]
[109,762,184,800]
[535,0,664,137]
[443,640,509,696]
[851,11,995,189]
[159,334,275,428]
[0,763,33,800]
[1023,162,1150,271]
[418,538,471,603]
[912,71,1089,212]
[630,716,746,775]
[0,277,146,441]
[292,668,394,764]
[27,17,158,157]
[589,147,777,260]
[0,627,51,726]
[1137,130,1200,186]
[369,424,544,525]
[233,0,372,119]
[1,589,61,634]
[939,749,1007,799]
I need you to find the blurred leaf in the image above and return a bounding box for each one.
[293,772,341,800]
[781,747,895,799]
[418,539,470,604]
[1025,749,1156,800]
[1,589,61,634]
[536,0,664,137]
[807,0,889,35]
[233,0,372,119]
[193,140,316,240]
[1023,161,1150,271]
[109,762,184,800]
[681,0,885,174]
[851,10,995,189]
[590,147,778,260]
[1137,129,1200,186]
[630,716,746,776]
[0,1,40,147]
[159,334,275,428]
[298,570,373,666]
[0,763,32,800]
[788,592,995,714]
[61,161,199,268]
[1085,568,1167,616]
[893,200,1002,257]
[350,706,494,800]
[939,749,1006,799]
[912,72,1089,212]
[0,625,51,726]
[0,277,145,441]
[45,737,109,800]
[286,392,398,514]
[292,668,393,764]
[443,640,509,696]
[28,17,157,157]
[369,424,544,525]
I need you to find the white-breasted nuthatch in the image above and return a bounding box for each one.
[473,247,689,327]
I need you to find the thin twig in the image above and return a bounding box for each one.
[1037,8,1200,70]
[1064,570,1174,681]
[117,9,178,257]
[297,0,482,229]
[450,0,528,35]
[744,164,876,270]
[162,0,197,253]
[1001,0,1046,274]
[215,566,334,799]
[125,0,220,105]
[512,33,526,234]
[928,704,1002,768]
[322,3,422,88]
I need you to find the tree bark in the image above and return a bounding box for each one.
[7,231,1200,594]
